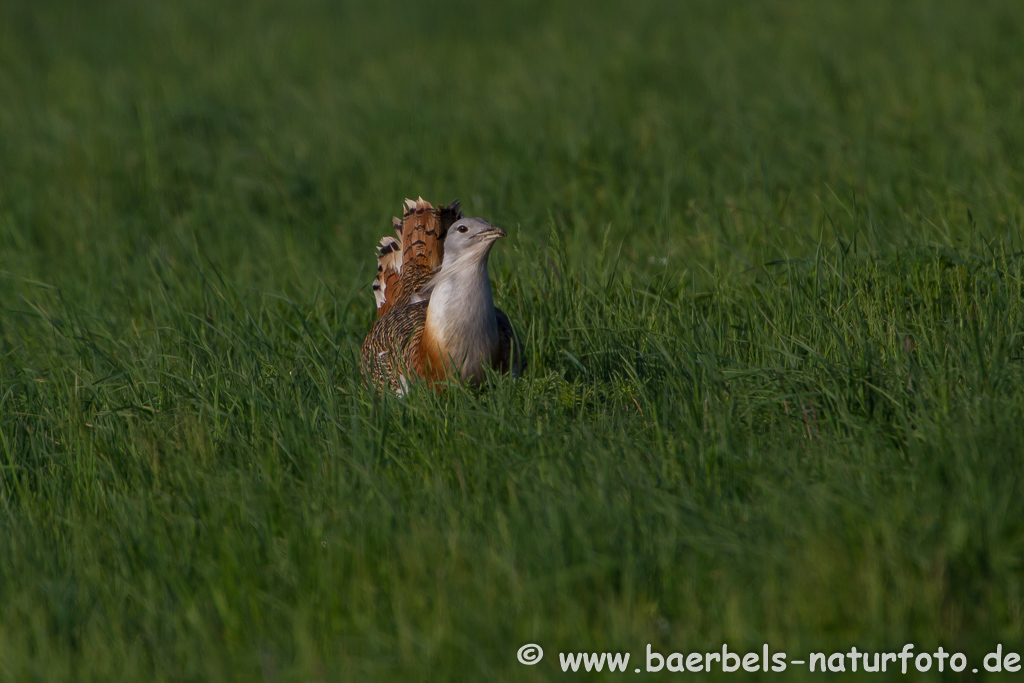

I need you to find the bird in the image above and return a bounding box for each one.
[361,197,524,393]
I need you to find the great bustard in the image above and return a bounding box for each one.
[361,197,524,392]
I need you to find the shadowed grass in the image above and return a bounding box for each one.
[2,0,1024,680]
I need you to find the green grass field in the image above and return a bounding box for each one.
[3,0,1024,680]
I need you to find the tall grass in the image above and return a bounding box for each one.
[2,0,1024,680]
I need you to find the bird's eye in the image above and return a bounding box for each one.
[457,225,469,233]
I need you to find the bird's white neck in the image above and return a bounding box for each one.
[423,256,499,382]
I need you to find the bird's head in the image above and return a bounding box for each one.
[442,217,506,265]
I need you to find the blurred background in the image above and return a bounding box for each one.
[2,0,1021,297]
[2,1,1024,681]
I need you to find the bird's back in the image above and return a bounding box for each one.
[361,300,429,392]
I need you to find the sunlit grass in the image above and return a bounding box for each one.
[2,0,1024,680]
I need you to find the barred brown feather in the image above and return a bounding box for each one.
[372,236,402,315]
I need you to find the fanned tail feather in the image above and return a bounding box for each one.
[373,235,403,316]
[394,197,465,303]
[373,198,461,317]
[399,197,445,275]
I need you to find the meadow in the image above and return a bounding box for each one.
[2,0,1024,680]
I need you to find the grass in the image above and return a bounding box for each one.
[2,0,1024,680]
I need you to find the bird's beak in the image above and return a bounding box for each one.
[476,226,507,241]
